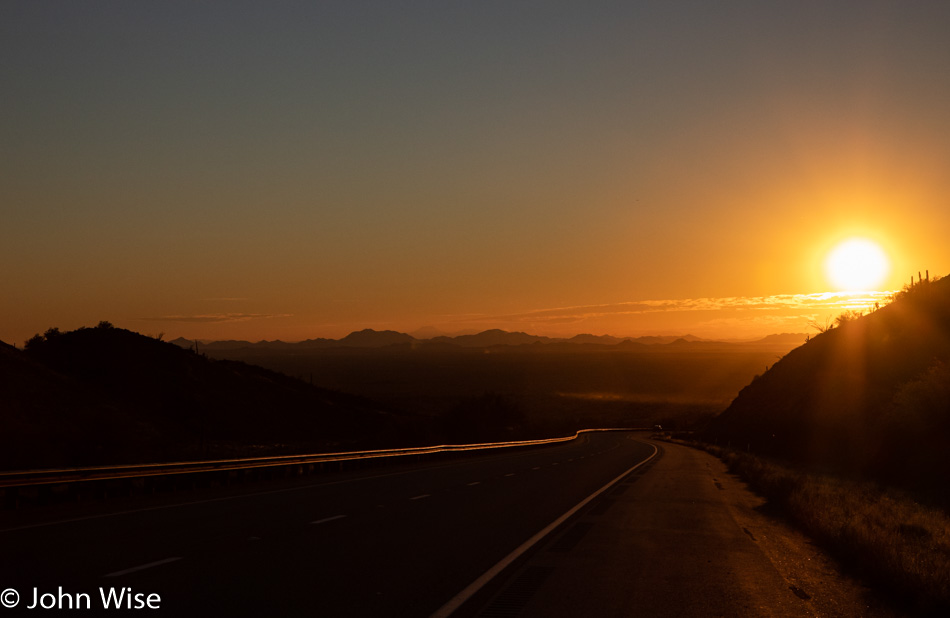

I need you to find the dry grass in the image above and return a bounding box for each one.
[701,443,950,613]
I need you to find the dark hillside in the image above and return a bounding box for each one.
[1,337,146,470]
[2,325,413,470]
[706,275,950,500]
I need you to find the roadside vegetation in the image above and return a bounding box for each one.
[700,443,950,614]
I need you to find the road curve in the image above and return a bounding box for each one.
[0,431,653,616]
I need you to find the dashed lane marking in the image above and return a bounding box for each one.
[311,515,347,525]
[104,557,182,578]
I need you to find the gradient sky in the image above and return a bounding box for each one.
[4,1,950,344]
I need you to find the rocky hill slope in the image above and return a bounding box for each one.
[706,275,950,499]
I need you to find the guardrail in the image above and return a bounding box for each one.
[0,428,648,509]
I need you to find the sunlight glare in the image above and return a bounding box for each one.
[824,238,890,291]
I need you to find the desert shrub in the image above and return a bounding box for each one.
[834,309,865,327]
[705,445,950,613]
[888,362,950,432]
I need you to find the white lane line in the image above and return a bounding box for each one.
[467,481,481,486]
[504,473,515,477]
[532,466,541,470]
[311,515,347,525]
[104,557,182,578]
[410,494,431,500]
[429,441,659,618]
[552,463,559,466]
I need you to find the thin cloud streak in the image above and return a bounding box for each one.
[457,291,895,325]
[140,313,291,324]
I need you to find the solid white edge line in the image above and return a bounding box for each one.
[428,441,658,618]
[104,556,182,578]
[311,514,347,525]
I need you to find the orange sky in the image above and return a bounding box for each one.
[3,3,950,345]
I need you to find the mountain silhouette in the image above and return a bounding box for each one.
[567,334,625,345]
[338,329,417,347]
[168,336,198,348]
[429,329,556,347]
[625,334,707,345]
[746,333,809,346]
[168,329,807,353]
[706,275,950,501]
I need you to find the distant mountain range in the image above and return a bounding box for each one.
[169,329,807,352]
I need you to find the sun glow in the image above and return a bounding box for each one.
[825,238,890,291]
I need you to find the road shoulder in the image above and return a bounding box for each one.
[472,439,899,617]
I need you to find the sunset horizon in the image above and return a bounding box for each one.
[5,287,910,346]
[5,3,949,350]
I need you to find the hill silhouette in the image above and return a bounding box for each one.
[429,329,556,347]
[706,275,950,501]
[1,324,414,471]
[0,335,134,470]
[339,329,416,347]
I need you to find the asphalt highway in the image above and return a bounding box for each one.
[0,431,654,616]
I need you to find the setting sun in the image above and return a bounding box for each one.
[825,238,891,291]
